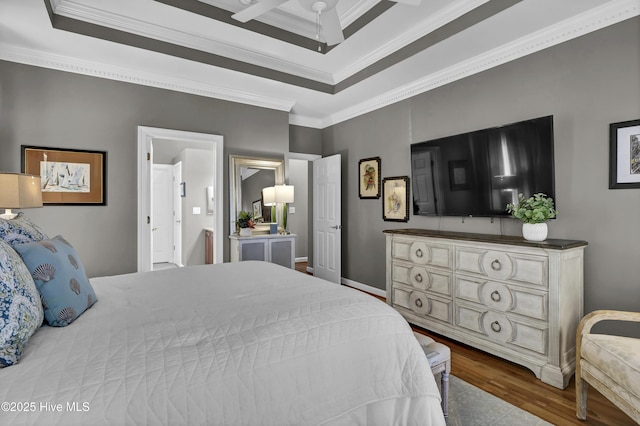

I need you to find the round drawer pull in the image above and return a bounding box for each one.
[415,248,424,258]
[491,259,502,271]
[491,321,502,333]
[415,273,423,283]
[415,298,423,308]
[490,290,501,302]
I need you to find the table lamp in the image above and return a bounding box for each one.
[0,173,43,219]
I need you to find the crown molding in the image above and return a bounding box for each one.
[4,0,637,129]
[288,114,326,128]
[53,0,335,84]
[333,0,489,83]
[318,0,640,128]
[0,44,296,112]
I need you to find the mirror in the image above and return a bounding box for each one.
[229,155,284,235]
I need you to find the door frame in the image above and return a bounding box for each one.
[137,126,224,272]
[172,161,183,267]
[286,152,321,266]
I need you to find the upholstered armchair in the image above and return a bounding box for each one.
[576,310,640,423]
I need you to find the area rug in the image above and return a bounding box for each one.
[443,375,552,426]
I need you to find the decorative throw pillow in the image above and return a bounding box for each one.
[0,240,44,367]
[0,212,48,247]
[13,236,97,327]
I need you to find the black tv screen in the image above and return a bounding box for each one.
[411,115,555,218]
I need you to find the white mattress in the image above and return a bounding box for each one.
[0,261,445,425]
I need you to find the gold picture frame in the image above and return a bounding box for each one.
[382,176,409,222]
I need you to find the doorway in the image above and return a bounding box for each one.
[152,164,176,266]
[152,162,183,269]
[137,127,224,272]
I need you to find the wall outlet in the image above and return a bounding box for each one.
[193,207,201,215]
[289,206,295,214]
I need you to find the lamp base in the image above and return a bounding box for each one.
[0,209,18,220]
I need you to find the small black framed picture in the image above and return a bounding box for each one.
[359,157,381,199]
[609,119,640,189]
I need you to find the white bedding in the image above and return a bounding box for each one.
[0,261,444,425]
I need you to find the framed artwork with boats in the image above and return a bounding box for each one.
[21,145,107,205]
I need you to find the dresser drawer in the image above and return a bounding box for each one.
[456,247,548,287]
[392,238,453,269]
[455,303,548,355]
[393,287,452,324]
[392,262,452,296]
[455,276,548,321]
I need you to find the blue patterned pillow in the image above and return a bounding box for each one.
[0,240,44,367]
[0,212,48,247]
[13,236,97,327]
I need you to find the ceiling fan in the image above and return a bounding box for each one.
[231,0,421,47]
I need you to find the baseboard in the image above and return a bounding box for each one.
[341,277,386,298]
[295,256,308,263]
[301,267,386,299]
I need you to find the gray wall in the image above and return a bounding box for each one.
[0,60,289,277]
[323,18,640,327]
[290,125,322,155]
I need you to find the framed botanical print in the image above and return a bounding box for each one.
[382,176,410,222]
[21,145,107,205]
[359,157,381,199]
[609,119,640,189]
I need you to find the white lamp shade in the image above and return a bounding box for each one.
[274,184,294,203]
[262,186,276,206]
[0,173,43,209]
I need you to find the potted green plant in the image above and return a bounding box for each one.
[506,193,557,241]
[237,211,255,236]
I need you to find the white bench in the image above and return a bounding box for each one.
[413,332,451,418]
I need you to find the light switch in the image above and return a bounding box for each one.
[289,206,295,214]
[193,207,201,215]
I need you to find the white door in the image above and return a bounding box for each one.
[153,164,173,263]
[313,154,341,284]
[173,162,183,266]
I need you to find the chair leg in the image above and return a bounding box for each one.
[441,370,449,418]
[576,375,588,420]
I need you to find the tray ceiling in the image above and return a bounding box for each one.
[1,0,638,127]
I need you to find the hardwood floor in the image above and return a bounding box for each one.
[294,261,635,426]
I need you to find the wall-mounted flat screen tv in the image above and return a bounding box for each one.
[411,115,555,218]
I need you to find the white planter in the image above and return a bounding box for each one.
[522,222,548,242]
[239,227,251,237]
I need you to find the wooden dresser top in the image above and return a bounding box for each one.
[383,228,587,250]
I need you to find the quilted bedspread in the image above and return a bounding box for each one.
[0,261,444,425]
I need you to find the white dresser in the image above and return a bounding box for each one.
[229,233,296,269]
[385,229,587,389]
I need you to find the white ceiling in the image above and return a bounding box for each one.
[0,0,638,128]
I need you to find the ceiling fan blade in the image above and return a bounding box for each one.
[320,8,344,46]
[389,0,421,5]
[232,0,289,23]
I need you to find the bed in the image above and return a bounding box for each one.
[0,260,445,425]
